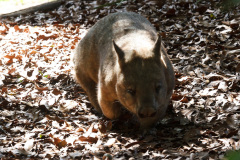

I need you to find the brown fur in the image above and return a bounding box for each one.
[73,12,175,128]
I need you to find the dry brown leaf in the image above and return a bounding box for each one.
[180,96,189,103]
[14,25,22,32]
[52,88,61,95]
[37,34,59,42]
[172,93,183,101]
[49,133,67,149]
[79,136,98,144]
[76,127,85,132]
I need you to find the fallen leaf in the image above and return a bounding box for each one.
[79,136,98,144]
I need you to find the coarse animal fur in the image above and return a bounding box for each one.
[73,12,175,128]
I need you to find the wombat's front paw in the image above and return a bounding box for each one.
[100,101,123,120]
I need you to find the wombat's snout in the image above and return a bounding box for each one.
[138,107,157,118]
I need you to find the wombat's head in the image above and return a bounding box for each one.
[113,36,169,128]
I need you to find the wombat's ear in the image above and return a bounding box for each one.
[152,35,162,58]
[113,40,125,63]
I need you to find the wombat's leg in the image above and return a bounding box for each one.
[98,89,122,119]
[74,72,102,113]
[84,81,102,113]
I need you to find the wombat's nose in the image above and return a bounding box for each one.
[138,107,157,118]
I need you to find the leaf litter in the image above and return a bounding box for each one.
[0,0,240,159]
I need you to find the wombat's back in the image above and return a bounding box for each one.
[83,12,157,55]
[94,12,156,42]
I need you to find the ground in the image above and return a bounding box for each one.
[0,0,240,159]
[0,0,53,15]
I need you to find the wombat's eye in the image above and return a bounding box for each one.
[127,89,136,96]
[155,85,161,93]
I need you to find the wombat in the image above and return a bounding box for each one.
[73,12,175,128]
